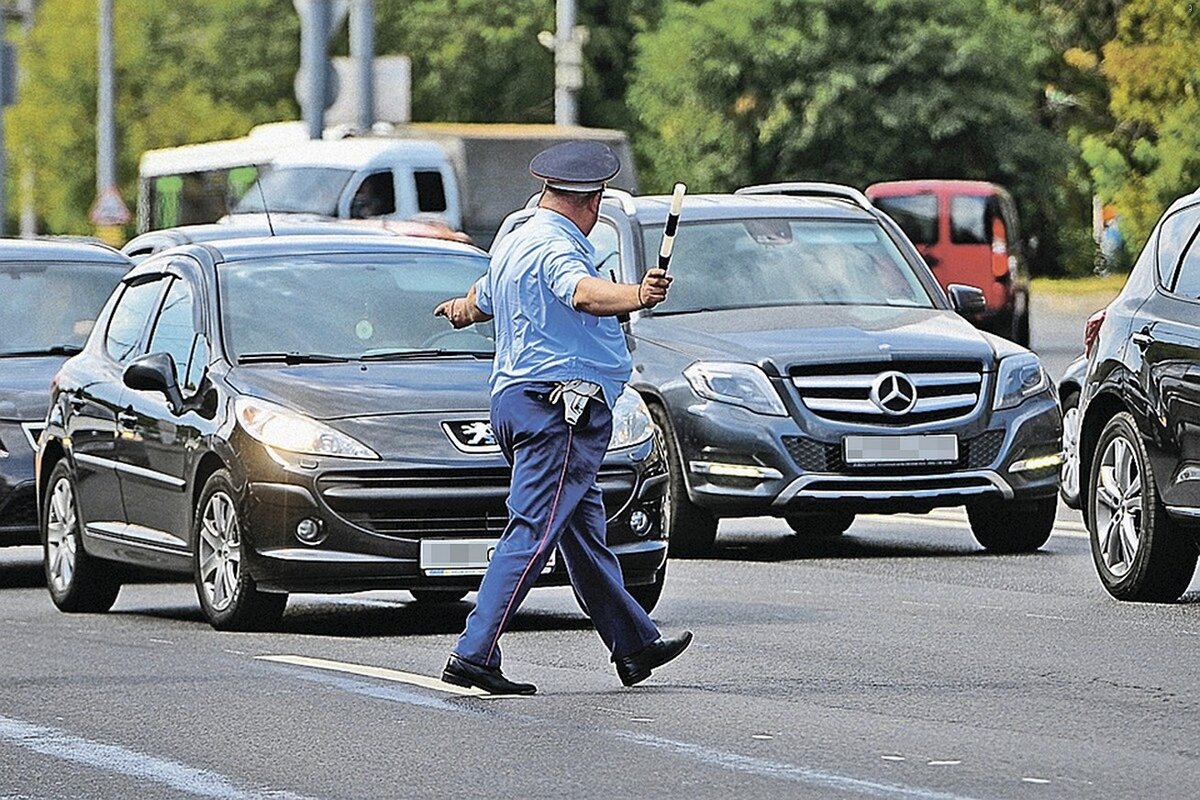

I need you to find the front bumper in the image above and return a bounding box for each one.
[0,420,42,545]
[234,436,668,594]
[672,389,1061,516]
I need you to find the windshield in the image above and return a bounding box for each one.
[0,261,127,356]
[644,219,935,314]
[232,167,355,216]
[218,253,494,361]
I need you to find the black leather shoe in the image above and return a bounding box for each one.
[441,654,537,695]
[615,631,693,687]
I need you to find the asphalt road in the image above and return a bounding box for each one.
[3,292,1197,800]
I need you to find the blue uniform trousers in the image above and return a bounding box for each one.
[453,382,660,669]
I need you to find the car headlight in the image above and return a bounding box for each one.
[683,361,788,416]
[993,353,1049,410]
[609,388,654,450]
[236,397,380,460]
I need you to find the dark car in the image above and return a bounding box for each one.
[865,180,1031,345]
[1075,190,1200,602]
[496,186,1062,557]
[1,240,131,546]
[1057,354,1088,508]
[120,219,396,260]
[37,236,667,629]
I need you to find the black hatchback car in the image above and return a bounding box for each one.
[37,236,666,629]
[495,186,1062,557]
[1075,189,1200,602]
[1,240,131,546]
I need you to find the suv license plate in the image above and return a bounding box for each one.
[420,538,556,577]
[843,434,959,466]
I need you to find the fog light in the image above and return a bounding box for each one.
[629,510,651,537]
[295,517,324,545]
[1008,453,1064,473]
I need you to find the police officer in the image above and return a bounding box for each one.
[433,140,691,695]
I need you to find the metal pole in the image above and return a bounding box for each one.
[0,13,8,237]
[19,0,35,238]
[350,0,374,131]
[302,0,330,139]
[554,0,576,126]
[97,0,115,193]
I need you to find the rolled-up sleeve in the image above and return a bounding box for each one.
[472,272,493,316]
[544,249,592,308]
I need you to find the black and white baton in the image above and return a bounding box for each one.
[657,182,687,272]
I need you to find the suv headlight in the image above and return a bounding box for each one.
[993,353,1049,410]
[683,362,787,417]
[609,388,654,450]
[236,397,380,460]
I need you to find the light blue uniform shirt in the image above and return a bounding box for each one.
[473,208,631,408]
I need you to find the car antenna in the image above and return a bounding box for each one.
[255,174,276,237]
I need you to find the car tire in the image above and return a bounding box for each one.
[42,460,121,613]
[409,589,468,604]
[1087,413,1199,602]
[966,495,1056,553]
[648,404,718,558]
[573,562,667,617]
[193,469,287,631]
[1059,389,1082,508]
[784,512,855,537]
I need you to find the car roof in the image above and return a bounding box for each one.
[198,234,488,263]
[0,237,130,265]
[608,193,877,225]
[269,137,448,170]
[123,220,394,254]
[866,179,1000,197]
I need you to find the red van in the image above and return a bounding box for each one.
[866,180,1030,345]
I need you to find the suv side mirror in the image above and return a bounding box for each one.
[947,284,987,316]
[124,352,185,414]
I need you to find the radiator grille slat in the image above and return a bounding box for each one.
[790,360,985,425]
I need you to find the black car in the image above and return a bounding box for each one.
[1057,354,1088,508]
[1,240,131,546]
[1075,190,1200,602]
[37,236,667,629]
[496,186,1062,556]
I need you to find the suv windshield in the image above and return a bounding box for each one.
[218,253,494,361]
[232,167,354,216]
[0,261,127,356]
[643,219,934,314]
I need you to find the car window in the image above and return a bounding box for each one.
[1158,205,1200,287]
[105,277,168,364]
[232,167,354,216]
[642,218,934,314]
[872,195,938,245]
[147,278,197,386]
[0,261,127,356]
[589,220,621,277]
[1168,226,1200,300]
[950,195,990,244]
[349,172,396,218]
[414,170,448,213]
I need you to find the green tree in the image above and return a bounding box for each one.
[629,0,1071,272]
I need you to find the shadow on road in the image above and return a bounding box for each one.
[0,556,45,589]
[707,530,990,563]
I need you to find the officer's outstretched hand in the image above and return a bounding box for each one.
[639,268,672,309]
[434,297,475,329]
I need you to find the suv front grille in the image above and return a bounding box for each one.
[784,429,1005,475]
[790,360,985,425]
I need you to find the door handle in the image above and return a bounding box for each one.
[1131,328,1155,349]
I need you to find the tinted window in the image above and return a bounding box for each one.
[219,253,493,360]
[350,172,395,218]
[1169,230,1200,300]
[106,278,167,364]
[872,195,938,245]
[641,219,934,314]
[414,170,447,212]
[950,195,990,244]
[0,261,127,356]
[1158,206,1200,287]
[232,167,354,216]
[147,278,196,386]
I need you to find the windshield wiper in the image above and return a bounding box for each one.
[0,345,83,357]
[237,352,351,365]
[358,349,493,361]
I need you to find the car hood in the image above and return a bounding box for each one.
[633,305,999,372]
[0,356,67,419]
[226,358,494,421]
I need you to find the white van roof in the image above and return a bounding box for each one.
[268,138,449,171]
[140,124,310,177]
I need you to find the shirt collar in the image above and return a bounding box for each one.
[534,207,596,259]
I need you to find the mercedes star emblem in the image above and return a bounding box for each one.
[869,371,918,415]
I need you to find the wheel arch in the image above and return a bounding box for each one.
[1079,391,1127,513]
[191,452,230,528]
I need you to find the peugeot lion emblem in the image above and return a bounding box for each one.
[442,420,500,453]
[869,371,918,415]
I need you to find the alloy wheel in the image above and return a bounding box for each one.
[1094,435,1142,577]
[45,477,78,594]
[198,491,241,612]
[1060,404,1081,500]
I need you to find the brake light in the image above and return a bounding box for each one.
[1084,308,1107,357]
[991,217,1009,279]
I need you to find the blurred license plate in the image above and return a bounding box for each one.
[420,538,555,577]
[843,434,959,465]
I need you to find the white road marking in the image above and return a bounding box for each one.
[882,755,906,762]
[1026,613,1077,622]
[1022,777,1052,784]
[751,733,774,740]
[0,714,314,800]
[862,513,1089,539]
[255,654,497,698]
[927,760,962,766]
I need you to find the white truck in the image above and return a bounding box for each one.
[137,122,638,246]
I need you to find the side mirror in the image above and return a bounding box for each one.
[123,352,185,414]
[947,284,987,316]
